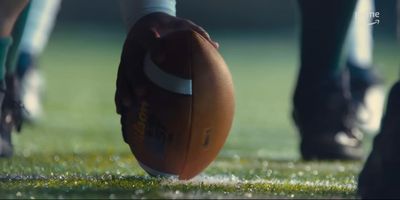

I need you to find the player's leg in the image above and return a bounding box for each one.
[17,0,61,122]
[18,0,60,77]
[347,0,374,70]
[358,79,400,198]
[0,0,29,85]
[358,1,400,195]
[0,0,30,157]
[347,0,384,133]
[294,0,360,160]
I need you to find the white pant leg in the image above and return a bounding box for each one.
[20,0,61,56]
[118,0,176,30]
[347,0,374,68]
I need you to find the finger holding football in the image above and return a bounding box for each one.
[127,12,219,50]
[116,12,218,114]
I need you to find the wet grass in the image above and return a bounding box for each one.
[0,153,360,199]
[0,25,398,198]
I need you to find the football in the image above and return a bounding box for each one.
[124,30,235,180]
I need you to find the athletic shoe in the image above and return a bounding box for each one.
[17,51,44,122]
[0,108,14,158]
[357,81,400,198]
[293,72,363,160]
[0,84,11,157]
[20,67,44,122]
[3,75,24,132]
[348,62,385,134]
[0,75,25,158]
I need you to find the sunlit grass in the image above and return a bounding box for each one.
[0,152,360,199]
[0,25,398,198]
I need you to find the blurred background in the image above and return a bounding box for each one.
[1,1,398,198]
[14,0,399,160]
[57,0,398,36]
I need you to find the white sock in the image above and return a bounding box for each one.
[118,0,176,30]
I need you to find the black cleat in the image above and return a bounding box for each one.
[0,85,11,157]
[0,75,25,158]
[358,81,400,199]
[348,62,385,133]
[0,109,14,158]
[293,73,363,160]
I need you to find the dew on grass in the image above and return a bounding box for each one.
[135,189,144,195]
[266,169,273,177]
[262,161,269,168]
[233,154,240,162]
[96,156,103,163]
[249,169,255,175]
[337,165,345,172]
[244,192,252,198]
[23,150,31,157]
[294,171,302,177]
[54,155,60,162]
[287,162,294,169]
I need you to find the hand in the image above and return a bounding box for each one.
[128,12,218,50]
[115,12,217,114]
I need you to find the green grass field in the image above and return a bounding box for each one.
[0,25,399,198]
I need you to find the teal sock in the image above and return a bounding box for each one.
[6,2,31,75]
[0,37,12,85]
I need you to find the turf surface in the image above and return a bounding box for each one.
[0,25,398,198]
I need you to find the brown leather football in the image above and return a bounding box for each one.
[123,30,234,180]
